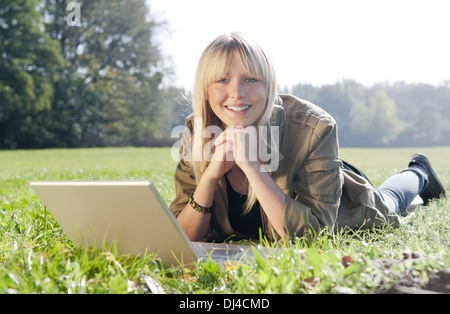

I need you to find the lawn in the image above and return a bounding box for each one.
[0,147,449,295]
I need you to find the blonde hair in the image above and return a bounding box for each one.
[191,32,279,213]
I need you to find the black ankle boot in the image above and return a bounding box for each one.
[408,154,447,205]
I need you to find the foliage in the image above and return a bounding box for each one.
[0,0,64,148]
[288,79,450,148]
[2,2,450,149]
[350,90,405,146]
[0,147,449,294]
[1,0,183,149]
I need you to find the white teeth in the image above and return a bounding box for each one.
[227,105,250,112]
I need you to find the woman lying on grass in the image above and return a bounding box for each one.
[170,32,446,242]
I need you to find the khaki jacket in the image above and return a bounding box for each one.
[170,94,399,242]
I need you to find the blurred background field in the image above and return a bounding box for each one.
[340,146,450,187]
[1,146,448,210]
[2,146,448,198]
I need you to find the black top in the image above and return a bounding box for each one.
[225,175,263,236]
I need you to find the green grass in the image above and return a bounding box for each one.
[0,147,449,294]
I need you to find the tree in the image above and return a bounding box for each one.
[290,81,412,147]
[349,90,405,146]
[40,0,172,147]
[0,0,63,148]
[386,82,450,147]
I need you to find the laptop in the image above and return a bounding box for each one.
[30,180,268,268]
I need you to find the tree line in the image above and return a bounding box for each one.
[285,80,450,147]
[1,1,449,149]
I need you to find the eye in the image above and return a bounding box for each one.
[245,78,258,83]
[217,78,229,83]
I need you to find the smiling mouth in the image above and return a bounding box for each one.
[226,105,251,112]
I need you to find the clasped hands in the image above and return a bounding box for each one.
[204,126,260,181]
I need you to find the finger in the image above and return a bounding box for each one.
[213,130,231,147]
[213,138,234,161]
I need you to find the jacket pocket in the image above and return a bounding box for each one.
[304,159,343,203]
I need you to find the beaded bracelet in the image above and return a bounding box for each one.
[188,192,214,214]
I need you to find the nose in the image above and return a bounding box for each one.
[229,79,245,99]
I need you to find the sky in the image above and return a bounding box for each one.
[147,0,450,90]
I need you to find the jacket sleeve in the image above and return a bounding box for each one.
[169,118,197,218]
[282,115,343,238]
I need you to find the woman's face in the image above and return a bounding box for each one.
[207,57,267,128]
